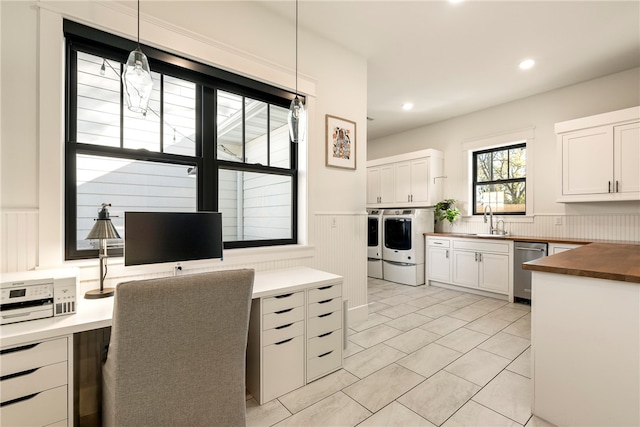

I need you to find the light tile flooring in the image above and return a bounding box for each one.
[246,278,554,427]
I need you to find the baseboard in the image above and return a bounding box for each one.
[428,281,508,301]
[347,303,368,327]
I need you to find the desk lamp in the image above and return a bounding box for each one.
[85,203,121,299]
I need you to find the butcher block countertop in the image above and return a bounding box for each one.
[522,243,640,284]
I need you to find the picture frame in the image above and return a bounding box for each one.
[325,114,356,170]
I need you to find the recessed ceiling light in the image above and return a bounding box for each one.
[519,59,535,70]
[402,103,414,111]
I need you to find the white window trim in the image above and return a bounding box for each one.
[461,127,535,223]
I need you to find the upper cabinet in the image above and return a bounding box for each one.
[367,149,444,207]
[556,106,640,202]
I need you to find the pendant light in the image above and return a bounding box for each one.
[122,0,153,114]
[287,0,307,143]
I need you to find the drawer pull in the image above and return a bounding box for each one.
[318,331,333,338]
[275,338,293,346]
[274,308,293,314]
[318,312,333,318]
[318,285,333,290]
[275,293,293,299]
[318,299,333,304]
[0,343,38,355]
[0,392,40,408]
[0,367,38,382]
[318,350,333,358]
[275,323,293,330]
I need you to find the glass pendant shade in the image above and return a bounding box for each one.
[287,96,307,143]
[122,47,153,114]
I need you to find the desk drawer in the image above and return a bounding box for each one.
[263,321,304,346]
[308,310,342,337]
[308,297,342,318]
[263,291,304,314]
[0,361,66,403]
[263,335,304,402]
[307,348,342,381]
[0,385,67,427]
[308,330,342,359]
[263,306,304,330]
[0,338,67,377]
[308,284,342,304]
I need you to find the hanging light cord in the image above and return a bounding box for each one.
[137,0,141,47]
[295,0,299,96]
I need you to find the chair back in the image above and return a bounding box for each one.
[103,269,255,427]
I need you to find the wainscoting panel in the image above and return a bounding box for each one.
[311,212,368,323]
[1,210,39,273]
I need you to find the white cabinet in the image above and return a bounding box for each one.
[246,280,343,405]
[451,242,510,294]
[548,242,584,255]
[0,337,71,427]
[426,237,451,283]
[426,236,511,297]
[556,106,640,202]
[367,149,444,207]
[394,158,431,204]
[426,236,513,297]
[367,164,394,205]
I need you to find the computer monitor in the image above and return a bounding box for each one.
[124,211,223,266]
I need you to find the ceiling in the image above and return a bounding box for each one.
[259,0,640,140]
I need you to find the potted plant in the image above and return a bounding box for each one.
[435,199,460,228]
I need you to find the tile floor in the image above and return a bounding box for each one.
[246,278,554,427]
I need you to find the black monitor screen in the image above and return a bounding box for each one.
[124,212,223,266]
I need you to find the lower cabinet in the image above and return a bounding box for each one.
[427,236,511,296]
[246,282,343,404]
[0,336,71,427]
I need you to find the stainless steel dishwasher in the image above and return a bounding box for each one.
[514,241,547,303]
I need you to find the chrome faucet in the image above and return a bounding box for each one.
[483,204,495,234]
[496,219,506,235]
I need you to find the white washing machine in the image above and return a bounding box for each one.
[382,208,434,286]
[367,209,383,279]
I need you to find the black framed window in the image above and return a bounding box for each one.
[472,143,526,215]
[64,20,299,260]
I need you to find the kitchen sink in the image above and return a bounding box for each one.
[463,233,509,238]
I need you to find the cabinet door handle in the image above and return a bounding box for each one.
[608,181,611,193]
[319,312,333,318]
[0,343,38,355]
[274,338,293,346]
[274,308,293,314]
[616,180,619,192]
[318,331,333,338]
[446,250,449,259]
[318,299,333,304]
[318,350,333,358]
[479,253,483,262]
[475,253,478,262]
[318,285,333,290]
[275,293,293,299]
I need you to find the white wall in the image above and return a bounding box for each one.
[369,68,640,239]
[0,1,368,321]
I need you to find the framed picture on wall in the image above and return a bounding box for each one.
[325,114,356,170]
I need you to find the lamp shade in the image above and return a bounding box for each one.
[86,219,121,241]
[287,96,307,143]
[86,204,121,240]
[122,47,153,114]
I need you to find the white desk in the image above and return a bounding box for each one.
[0,267,340,347]
[0,267,343,426]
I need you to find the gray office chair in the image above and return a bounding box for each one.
[102,269,255,427]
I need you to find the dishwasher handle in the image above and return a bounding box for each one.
[515,246,546,252]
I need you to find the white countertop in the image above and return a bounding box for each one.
[0,267,342,348]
